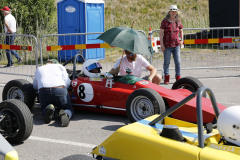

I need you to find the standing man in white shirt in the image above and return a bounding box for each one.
[1,6,21,68]
[109,50,162,85]
[33,59,73,127]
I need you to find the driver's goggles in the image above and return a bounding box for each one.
[86,62,102,71]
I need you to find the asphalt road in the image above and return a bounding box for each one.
[0,69,239,160]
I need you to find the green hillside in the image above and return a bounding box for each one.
[104,0,209,32]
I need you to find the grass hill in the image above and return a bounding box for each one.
[104,0,209,32]
[39,0,209,36]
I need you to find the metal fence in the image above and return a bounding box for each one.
[39,32,130,73]
[0,34,38,78]
[0,27,240,79]
[149,27,240,77]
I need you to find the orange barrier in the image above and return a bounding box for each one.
[155,37,240,45]
[148,27,156,47]
[46,43,112,51]
[46,37,240,51]
[148,27,158,53]
[0,44,32,51]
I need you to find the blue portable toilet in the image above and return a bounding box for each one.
[57,0,105,62]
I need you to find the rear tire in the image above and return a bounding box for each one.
[126,88,166,123]
[0,99,33,144]
[2,79,36,110]
[172,77,206,97]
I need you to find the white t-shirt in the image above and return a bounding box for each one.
[113,54,150,77]
[33,64,70,89]
[4,14,17,33]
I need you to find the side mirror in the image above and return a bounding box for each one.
[105,72,113,79]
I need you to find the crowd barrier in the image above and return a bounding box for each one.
[0,27,240,79]
[0,34,38,78]
[149,27,240,75]
[39,32,121,73]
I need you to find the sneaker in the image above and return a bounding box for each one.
[44,104,55,124]
[17,58,22,64]
[59,110,69,127]
[4,64,14,68]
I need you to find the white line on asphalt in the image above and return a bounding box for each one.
[219,102,240,106]
[199,76,240,80]
[29,136,97,148]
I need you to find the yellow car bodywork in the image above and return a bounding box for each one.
[0,134,18,160]
[92,115,240,160]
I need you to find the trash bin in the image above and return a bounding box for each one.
[57,0,105,62]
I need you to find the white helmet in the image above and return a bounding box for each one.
[82,59,102,78]
[217,106,240,146]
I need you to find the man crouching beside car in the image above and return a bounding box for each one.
[33,59,74,127]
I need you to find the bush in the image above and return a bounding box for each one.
[0,0,56,35]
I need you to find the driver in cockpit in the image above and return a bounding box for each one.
[82,59,102,78]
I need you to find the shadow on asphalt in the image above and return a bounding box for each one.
[60,154,95,160]
[101,124,126,131]
[32,103,129,127]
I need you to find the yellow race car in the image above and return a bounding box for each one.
[92,87,240,160]
[0,134,18,160]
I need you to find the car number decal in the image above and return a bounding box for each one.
[209,143,237,153]
[77,83,94,102]
[99,146,106,155]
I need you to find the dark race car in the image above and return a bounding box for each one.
[0,99,33,144]
[2,54,226,123]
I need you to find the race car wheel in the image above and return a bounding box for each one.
[126,88,166,123]
[2,79,36,110]
[172,76,206,97]
[0,99,33,144]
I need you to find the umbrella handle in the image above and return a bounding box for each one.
[118,50,125,68]
[131,21,134,28]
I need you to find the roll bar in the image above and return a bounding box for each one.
[149,86,220,148]
[63,54,85,80]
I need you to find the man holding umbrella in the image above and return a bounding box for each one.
[98,26,161,85]
[109,50,161,85]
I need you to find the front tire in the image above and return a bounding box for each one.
[126,88,166,123]
[2,79,36,110]
[0,99,33,144]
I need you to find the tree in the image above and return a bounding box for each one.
[0,0,56,35]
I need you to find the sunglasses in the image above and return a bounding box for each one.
[125,50,134,56]
[169,9,178,11]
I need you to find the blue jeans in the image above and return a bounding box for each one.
[38,88,73,119]
[163,46,181,76]
[5,33,20,65]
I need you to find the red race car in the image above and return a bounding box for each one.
[2,54,226,123]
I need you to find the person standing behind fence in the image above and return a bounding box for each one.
[159,5,183,84]
[1,6,21,68]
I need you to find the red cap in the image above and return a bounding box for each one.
[0,6,10,11]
